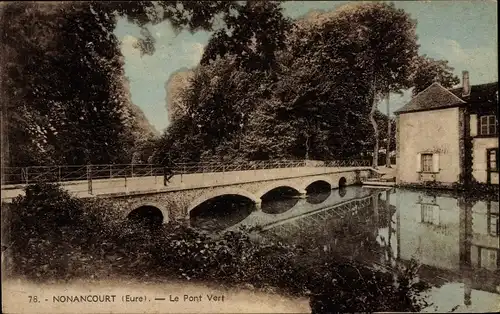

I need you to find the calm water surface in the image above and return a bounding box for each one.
[190,186,500,312]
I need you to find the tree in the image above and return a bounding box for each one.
[151,114,204,165]
[1,3,141,165]
[155,1,293,163]
[331,2,419,168]
[155,56,276,163]
[411,55,460,96]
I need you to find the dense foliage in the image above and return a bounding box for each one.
[4,183,431,312]
[153,3,411,164]
[411,55,460,96]
[0,1,289,167]
[2,3,141,166]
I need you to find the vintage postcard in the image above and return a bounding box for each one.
[1,1,499,313]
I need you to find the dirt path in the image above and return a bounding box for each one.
[2,278,310,314]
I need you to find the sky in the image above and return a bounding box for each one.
[114,1,498,132]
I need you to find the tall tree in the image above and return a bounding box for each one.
[332,2,419,168]
[411,54,460,96]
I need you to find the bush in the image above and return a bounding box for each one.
[6,183,431,311]
[8,183,124,280]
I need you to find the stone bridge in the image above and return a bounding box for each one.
[1,162,375,223]
[109,167,372,222]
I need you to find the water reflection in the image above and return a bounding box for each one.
[261,187,301,214]
[266,187,500,312]
[390,189,500,311]
[339,187,347,198]
[306,190,332,205]
[189,195,256,232]
[192,186,500,311]
[261,198,300,214]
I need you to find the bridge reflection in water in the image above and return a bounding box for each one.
[190,186,500,312]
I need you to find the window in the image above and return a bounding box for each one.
[480,115,498,135]
[421,154,433,172]
[421,204,440,225]
[488,149,498,171]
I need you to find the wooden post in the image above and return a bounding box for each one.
[22,168,27,185]
[86,165,92,195]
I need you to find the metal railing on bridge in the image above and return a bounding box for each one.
[170,160,309,174]
[1,159,371,186]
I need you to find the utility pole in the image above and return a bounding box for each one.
[386,93,392,168]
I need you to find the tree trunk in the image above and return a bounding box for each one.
[305,134,310,160]
[370,81,379,169]
[386,93,391,168]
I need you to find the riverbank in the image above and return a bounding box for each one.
[2,278,310,314]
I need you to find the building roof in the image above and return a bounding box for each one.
[395,82,466,114]
[449,82,498,105]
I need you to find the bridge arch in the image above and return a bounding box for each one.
[255,181,303,200]
[187,188,260,214]
[301,176,334,193]
[127,202,169,224]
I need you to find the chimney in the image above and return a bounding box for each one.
[462,70,470,97]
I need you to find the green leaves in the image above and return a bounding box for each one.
[201,1,292,72]
[411,55,460,95]
[154,2,420,163]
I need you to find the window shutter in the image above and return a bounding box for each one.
[480,116,489,135]
[432,154,440,173]
[416,153,422,172]
[470,114,478,137]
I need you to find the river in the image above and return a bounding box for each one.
[190,185,500,313]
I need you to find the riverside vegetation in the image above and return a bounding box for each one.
[4,183,431,312]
